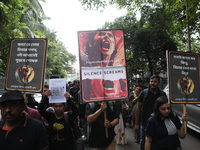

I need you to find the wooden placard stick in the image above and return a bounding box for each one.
[104,110,108,138]
[23,93,27,103]
[183,104,187,134]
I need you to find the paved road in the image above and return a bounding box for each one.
[116,126,139,150]
[85,125,200,150]
[180,128,200,149]
[84,125,139,150]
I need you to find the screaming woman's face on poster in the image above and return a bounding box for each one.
[78,30,128,102]
[79,29,125,67]
[93,31,116,56]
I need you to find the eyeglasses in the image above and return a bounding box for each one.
[0,103,21,109]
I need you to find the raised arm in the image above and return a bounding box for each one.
[64,92,79,123]
[38,90,52,121]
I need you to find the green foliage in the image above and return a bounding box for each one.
[79,0,199,78]
[163,0,200,53]
[21,0,50,37]
[79,0,200,53]
[98,4,177,77]
[0,0,76,78]
[79,0,159,11]
[44,30,76,78]
[0,0,26,76]
[79,0,107,10]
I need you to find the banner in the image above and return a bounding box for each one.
[5,39,47,93]
[78,29,128,102]
[168,51,200,103]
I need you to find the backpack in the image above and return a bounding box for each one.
[86,101,114,141]
[143,88,166,102]
[88,101,114,113]
[63,112,82,140]
[64,112,85,150]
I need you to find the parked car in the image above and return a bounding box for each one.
[163,84,200,133]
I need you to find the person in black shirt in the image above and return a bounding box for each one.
[85,101,119,149]
[134,75,166,150]
[38,90,79,150]
[0,90,48,150]
[69,80,80,98]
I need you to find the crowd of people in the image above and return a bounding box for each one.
[0,75,188,150]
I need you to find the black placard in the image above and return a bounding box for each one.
[5,39,47,93]
[168,51,200,103]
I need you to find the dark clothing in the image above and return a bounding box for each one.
[69,87,80,98]
[74,90,87,140]
[66,84,70,92]
[38,96,79,150]
[27,94,38,109]
[145,114,182,150]
[138,88,166,126]
[114,100,122,116]
[74,90,86,118]
[115,100,128,127]
[0,114,48,150]
[85,102,119,148]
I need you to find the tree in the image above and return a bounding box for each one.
[0,0,27,76]
[162,0,200,52]
[0,0,76,78]
[79,0,200,53]
[44,30,76,78]
[100,13,143,77]
[98,5,177,77]
[133,28,177,76]
[20,0,50,38]
[78,0,156,10]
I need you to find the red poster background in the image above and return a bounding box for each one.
[78,29,128,103]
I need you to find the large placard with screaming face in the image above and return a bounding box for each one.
[78,29,128,103]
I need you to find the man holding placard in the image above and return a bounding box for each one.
[85,101,119,150]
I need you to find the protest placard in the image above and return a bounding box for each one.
[5,39,47,93]
[78,29,128,102]
[49,78,66,103]
[168,51,200,103]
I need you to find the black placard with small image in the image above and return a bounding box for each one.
[5,39,47,93]
[168,51,200,103]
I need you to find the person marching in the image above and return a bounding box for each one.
[134,75,166,150]
[85,101,119,150]
[38,90,79,150]
[145,96,188,150]
[0,90,48,150]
